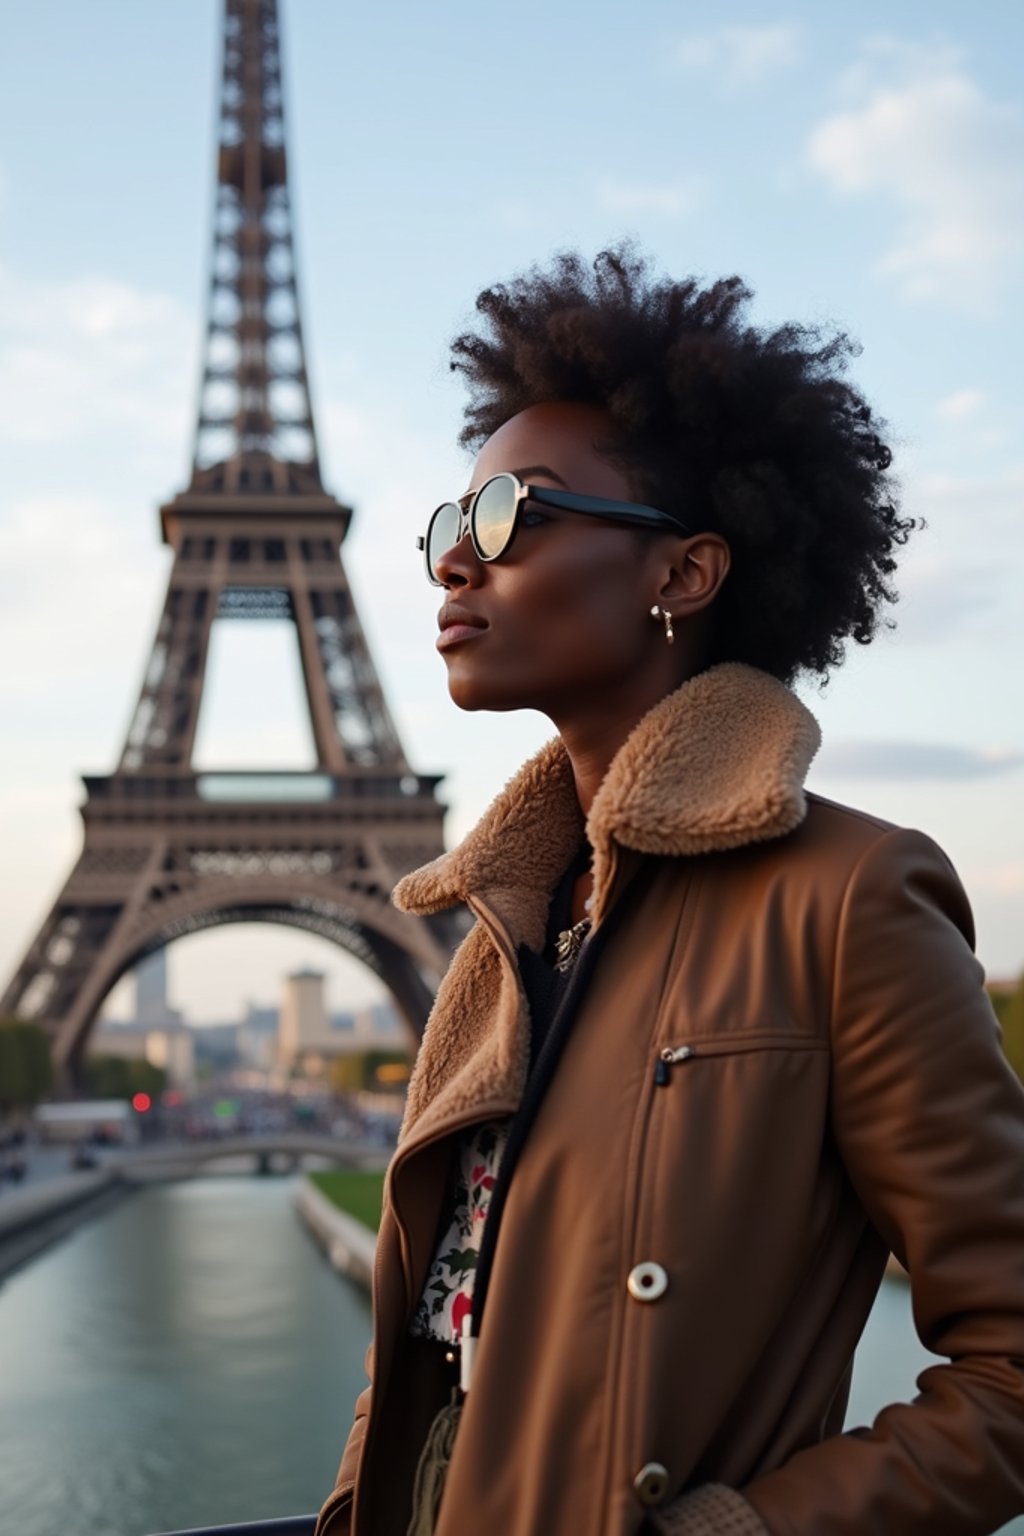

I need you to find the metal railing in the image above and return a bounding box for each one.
[147,1517,317,1536]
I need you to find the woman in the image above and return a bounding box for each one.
[316,248,1024,1536]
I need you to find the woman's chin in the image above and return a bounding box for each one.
[445,671,527,714]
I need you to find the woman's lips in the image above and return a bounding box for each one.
[436,624,488,651]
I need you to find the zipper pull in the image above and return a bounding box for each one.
[459,1312,477,1394]
[654,1044,694,1086]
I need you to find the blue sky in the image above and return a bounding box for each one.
[1,2,1021,1023]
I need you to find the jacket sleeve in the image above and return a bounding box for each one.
[314,1343,374,1536]
[728,827,1024,1535]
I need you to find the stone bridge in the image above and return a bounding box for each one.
[111,1134,389,1182]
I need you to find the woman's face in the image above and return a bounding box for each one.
[433,401,683,719]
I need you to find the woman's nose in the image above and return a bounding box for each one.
[434,529,480,589]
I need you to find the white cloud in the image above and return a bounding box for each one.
[0,264,196,449]
[913,465,1024,536]
[816,739,1024,781]
[0,492,164,703]
[807,45,1024,306]
[834,36,961,98]
[898,562,991,645]
[595,177,702,218]
[970,861,1024,898]
[894,555,999,645]
[0,492,165,994]
[935,388,985,422]
[671,23,801,86]
[891,465,1024,644]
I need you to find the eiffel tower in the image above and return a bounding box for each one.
[1,0,458,1082]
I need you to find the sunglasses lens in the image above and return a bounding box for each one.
[426,502,463,579]
[473,474,517,560]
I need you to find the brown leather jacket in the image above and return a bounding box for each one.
[317,664,1024,1536]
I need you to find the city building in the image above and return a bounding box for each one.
[90,1019,196,1091]
[278,968,329,1070]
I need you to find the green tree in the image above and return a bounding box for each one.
[327,1050,411,1095]
[0,1026,29,1111]
[83,1055,166,1099]
[20,1023,53,1103]
[0,1017,54,1112]
[329,1055,364,1094]
[998,976,1024,1084]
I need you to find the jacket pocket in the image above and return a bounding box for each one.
[619,1030,835,1508]
[652,1031,828,1085]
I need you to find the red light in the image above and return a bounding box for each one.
[132,1093,152,1113]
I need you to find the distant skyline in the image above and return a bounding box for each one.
[1,1,1022,1023]
[103,952,402,1034]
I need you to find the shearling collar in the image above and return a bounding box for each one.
[395,664,820,947]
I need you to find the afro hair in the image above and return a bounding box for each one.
[449,243,916,683]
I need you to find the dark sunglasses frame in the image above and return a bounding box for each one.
[416,472,690,586]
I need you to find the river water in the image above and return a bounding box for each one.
[1,1178,1021,1536]
[0,1178,370,1536]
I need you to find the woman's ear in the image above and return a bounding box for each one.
[657,533,731,618]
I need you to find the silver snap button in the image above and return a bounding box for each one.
[627,1261,669,1301]
[633,1461,670,1506]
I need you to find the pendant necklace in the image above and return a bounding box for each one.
[553,917,591,973]
[553,882,594,975]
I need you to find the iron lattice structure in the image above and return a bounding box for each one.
[2,0,459,1080]
[193,0,321,495]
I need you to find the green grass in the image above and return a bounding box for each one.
[310,1170,385,1232]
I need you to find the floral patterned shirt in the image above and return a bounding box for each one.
[409,1119,510,1344]
[408,844,590,1347]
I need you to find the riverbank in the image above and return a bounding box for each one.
[0,1168,128,1282]
[294,1171,381,1291]
[0,1175,373,1536]
[309,1169,384,1230]
[0,1157,386,1288]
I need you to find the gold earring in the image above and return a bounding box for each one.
[650,604,674,645]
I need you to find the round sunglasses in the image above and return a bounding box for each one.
[416,471,690,585]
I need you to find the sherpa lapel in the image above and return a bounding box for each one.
[394,663,820,1143]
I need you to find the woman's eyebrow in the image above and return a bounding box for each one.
[513,464,570,487]
[461,465,571,503]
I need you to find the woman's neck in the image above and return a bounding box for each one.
[554,670,695,817]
